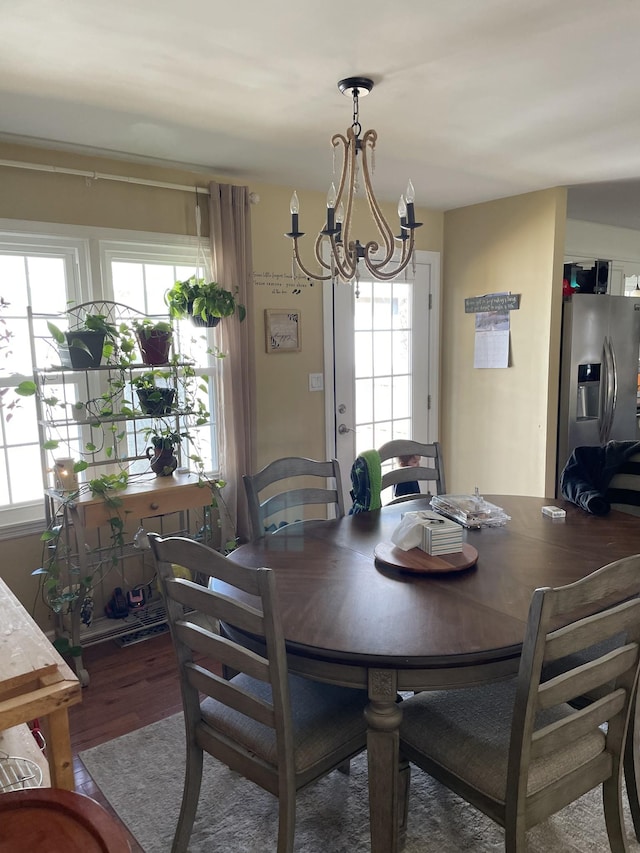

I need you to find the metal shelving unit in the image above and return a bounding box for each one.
[28,302,215,685]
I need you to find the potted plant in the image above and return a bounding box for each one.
[48,313,121,369]
[133,318,173,365]
[132,370,175,416]
[166,277,246,327]
[145,429,181,476]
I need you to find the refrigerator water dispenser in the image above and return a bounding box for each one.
[576,363,600,420]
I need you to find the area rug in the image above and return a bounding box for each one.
[80,713,640,852]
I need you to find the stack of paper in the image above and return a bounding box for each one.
[418,511,464,556]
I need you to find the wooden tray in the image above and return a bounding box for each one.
[374,542,478,574]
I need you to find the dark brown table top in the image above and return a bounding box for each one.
[227,495,640,671]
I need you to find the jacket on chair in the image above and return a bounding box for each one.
[560,440,640,515]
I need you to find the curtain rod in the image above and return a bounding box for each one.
[0,158,211,195]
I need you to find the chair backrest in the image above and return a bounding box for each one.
[148,533,296,785]
[606,450,640,516]
[507,553,640,823]
[378,440,446,502]
[243,456,345,541]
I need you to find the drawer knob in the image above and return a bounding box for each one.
[150,502,160,510]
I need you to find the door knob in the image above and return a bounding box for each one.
[338,423,354,434]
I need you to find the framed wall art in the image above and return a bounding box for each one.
[265,309,301,353]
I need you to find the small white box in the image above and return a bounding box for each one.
[542,505,566,519]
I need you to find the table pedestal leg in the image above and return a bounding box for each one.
[366,668,402,853]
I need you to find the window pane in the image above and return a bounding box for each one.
[7,444,42,503]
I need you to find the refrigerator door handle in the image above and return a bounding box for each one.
[600,336,617,444]
[598,338,609,444]
[607,336,618,439]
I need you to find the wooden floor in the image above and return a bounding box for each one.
[69,631,189,852]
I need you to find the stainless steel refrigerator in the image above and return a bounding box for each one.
[556,293,640,493]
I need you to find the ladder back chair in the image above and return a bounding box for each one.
[148,533,368,853]
[399,553,640,852]
[243,456,344,542]
[378,440,446,505]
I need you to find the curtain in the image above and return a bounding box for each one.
[208,182,255,544]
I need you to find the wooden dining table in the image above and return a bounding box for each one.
[226,494,640,853]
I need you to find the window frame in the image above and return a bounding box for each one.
[0,219,214,539]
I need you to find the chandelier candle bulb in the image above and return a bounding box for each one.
[325,183,336,233]
[288,191,303,238]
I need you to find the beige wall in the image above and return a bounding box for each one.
[441,188,567,498]
[0,142,442,626]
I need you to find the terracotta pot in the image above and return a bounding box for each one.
[136,329,172,365]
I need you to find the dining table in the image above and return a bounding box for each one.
[226,494,640,853]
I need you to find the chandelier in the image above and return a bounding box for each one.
[286,77,422,285]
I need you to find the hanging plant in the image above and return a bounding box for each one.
[166,277,246,327]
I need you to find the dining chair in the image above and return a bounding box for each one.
[243,456,344,541]
[148,533,368,853]
[377,439,446,504]
[398,553,640,852]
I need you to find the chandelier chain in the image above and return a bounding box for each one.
[351,88,362,139]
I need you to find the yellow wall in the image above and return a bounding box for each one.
[0,142,442,627]
[441,188,567,498]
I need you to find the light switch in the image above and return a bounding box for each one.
[309,373,324,392]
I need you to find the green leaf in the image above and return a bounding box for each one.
[16,380,37,396]
[43,439,60,450]
[74,460,89,472]
[47,321,66,344]
[85,443,97,452]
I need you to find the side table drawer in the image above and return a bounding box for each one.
[69,479,212,528]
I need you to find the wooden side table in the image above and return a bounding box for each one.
[0,578,81,790]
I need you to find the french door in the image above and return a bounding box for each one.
[323,251,440,507]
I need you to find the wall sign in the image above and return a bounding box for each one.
[265,309,301,353]
[465,293,521,313]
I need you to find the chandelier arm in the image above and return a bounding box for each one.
[291,239,334,282]
[336,127,358,257]
[331,133,350,210]
[330,235,358,282]
[313,231,332,271]
[362,230,416,280]
[360,129,396,265]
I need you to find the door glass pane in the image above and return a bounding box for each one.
[353,281,413,455]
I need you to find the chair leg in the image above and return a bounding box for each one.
[503,818,526,852]
[172,741,204,853]
[337,759,351,776]
[276,787,296,853]
[602,776,629,853]
[624,703,640,841]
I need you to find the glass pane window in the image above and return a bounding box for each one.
[353,280,413,460]
[0,230,223,533]
[0,241,81,524]
[107,245,219,474]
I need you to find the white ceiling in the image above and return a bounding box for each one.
[2,0,640,225]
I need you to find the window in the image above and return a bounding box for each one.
[0,223,215,536]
